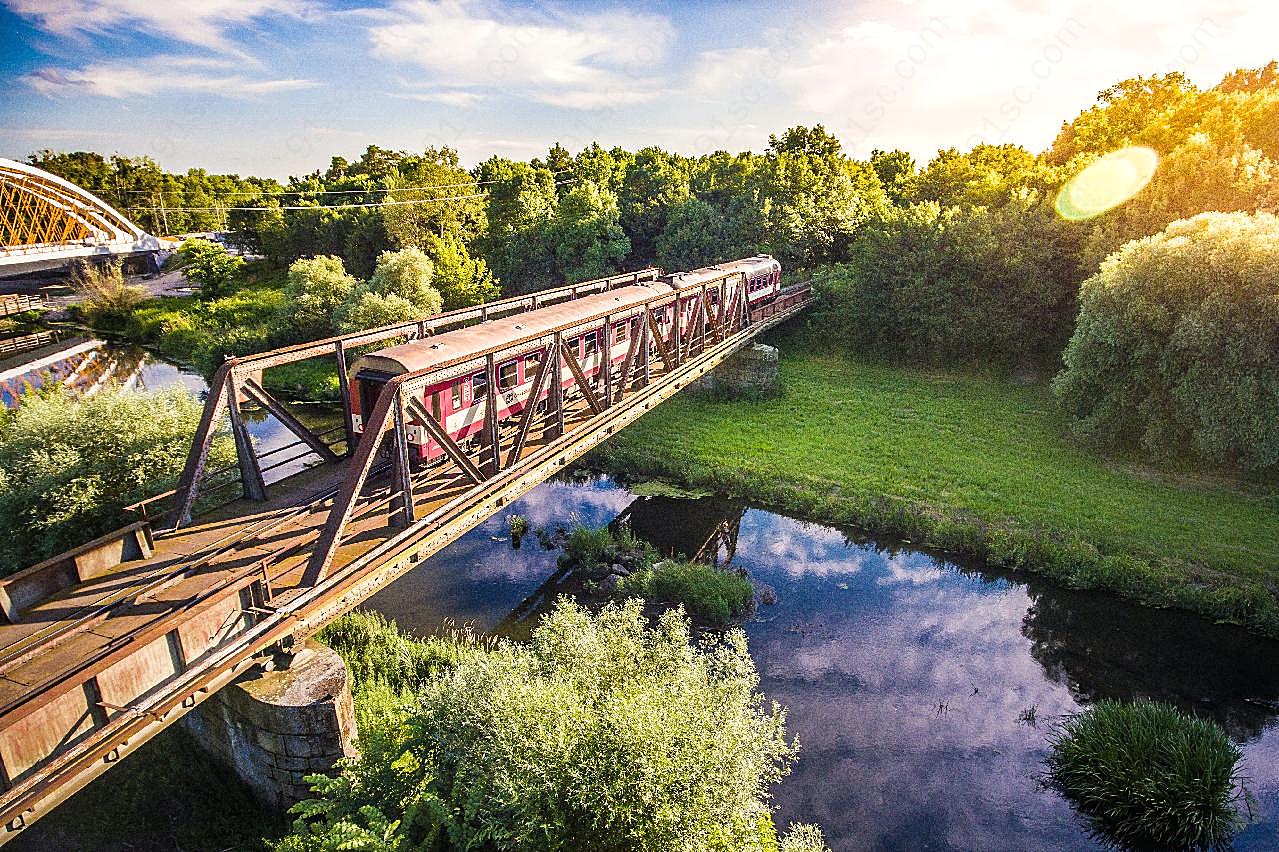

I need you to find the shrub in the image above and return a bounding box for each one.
[1047,700,1244,849]
[336,289,419,333]
[814,197,1082,365]
[285,255,359,340]
[278,599,809,852]
[176,238,245,298]
[72,260,146,328]
[1053,211,1279,471]
[0,386,233,575]
[366,247,443,317]
[620,560,755,627]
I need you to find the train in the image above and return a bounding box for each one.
[347,255,782,462]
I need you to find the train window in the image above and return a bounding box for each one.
[498,360,518,391]
[568,336,580,356]
[431,392,443,422]
[584,331,599,356]
[524,351,541,375]
[615,322,628,344]
[451,380,463,410]
[472,372,488,401]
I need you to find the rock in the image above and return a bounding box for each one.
[608,563,629,577]
[600,574,621,594]
[757,584,778,606]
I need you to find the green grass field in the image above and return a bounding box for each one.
[595,338,1279,635]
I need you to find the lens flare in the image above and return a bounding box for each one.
[1054,147,1159,221]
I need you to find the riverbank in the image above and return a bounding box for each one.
[593,339,1279,637]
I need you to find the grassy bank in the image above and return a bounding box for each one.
[117,264,341,400]
[593,338,1279,637]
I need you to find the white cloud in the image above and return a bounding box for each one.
[22,57,317,98]
[7,0,310,53]
[393,90,486,107]
[368,0,674,109]
[689,0,1279,160]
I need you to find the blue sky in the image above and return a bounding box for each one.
[2,0,1276,179]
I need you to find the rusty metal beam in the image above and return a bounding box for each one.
[225,371,266,503]
[241,378,340,465]
[505,342,555,468]
[560,341,602,416]
[405,397,484,486]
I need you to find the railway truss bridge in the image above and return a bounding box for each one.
[0,266,812,840]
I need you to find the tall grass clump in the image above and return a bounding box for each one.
[621,560,755,627]
[1047,700,1245,850]
[279,599,827,851]
[72,260,146,328]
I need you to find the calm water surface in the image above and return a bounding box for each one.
[17,338,1277,850]
[366,473,1279,852]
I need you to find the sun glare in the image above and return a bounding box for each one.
[1055,147,1159,221]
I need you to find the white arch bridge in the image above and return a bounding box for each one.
[0,158,162,276]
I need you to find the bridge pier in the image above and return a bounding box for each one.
[182,640,356,809]
[694,343,780,397]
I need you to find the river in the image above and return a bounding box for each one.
[11,340,1279,850]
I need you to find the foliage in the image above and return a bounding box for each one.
[423,233,498,309]
[278,599,805,852]
[1054,212,1279,471]
[1046,700,1244,850]
[592,342,1279,637]
[27,148,282,235]
[71,260,147,329]
[176,237,245,298]
[317,610,472,699]
[364,248,443,316]
[285,255,360,340]
[814,197,1082,363]
[0,386,233,575]
[547,181,631,283]
[619,560,755,627]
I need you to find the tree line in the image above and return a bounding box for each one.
[29,61,1279,471]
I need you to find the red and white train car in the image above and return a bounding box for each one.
[347,255,782,462]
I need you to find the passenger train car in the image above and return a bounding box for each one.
[347,255,781,462]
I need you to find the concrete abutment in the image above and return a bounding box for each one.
[182,639,356,809]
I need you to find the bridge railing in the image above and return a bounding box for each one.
[165,267,662,528]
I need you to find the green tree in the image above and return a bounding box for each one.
[1053,211,1279,471]
[476,157,559,292]
[617,147,690,263]
[424,234,498,309]
[284,255,359,340]
[365,247,443,316]
[548,181,631,283]
[176,238,244,298]
[869,148,916,206]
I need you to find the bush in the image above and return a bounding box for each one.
[279,599,815,852]
[1047,700,1244,849]
[620,560,755,627]
[72,260,146,328]
[1053,211,1279,471]
[0,386,233,575]
[285,255,359,340]
[366,247,443,317]
[814,197,1082,365]
[176,238,244,298]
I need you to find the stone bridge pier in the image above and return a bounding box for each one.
[182,640,356,809]
[694,343,780,397]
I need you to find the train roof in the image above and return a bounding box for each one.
[353,282,672,377]
[665,255,778,288]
